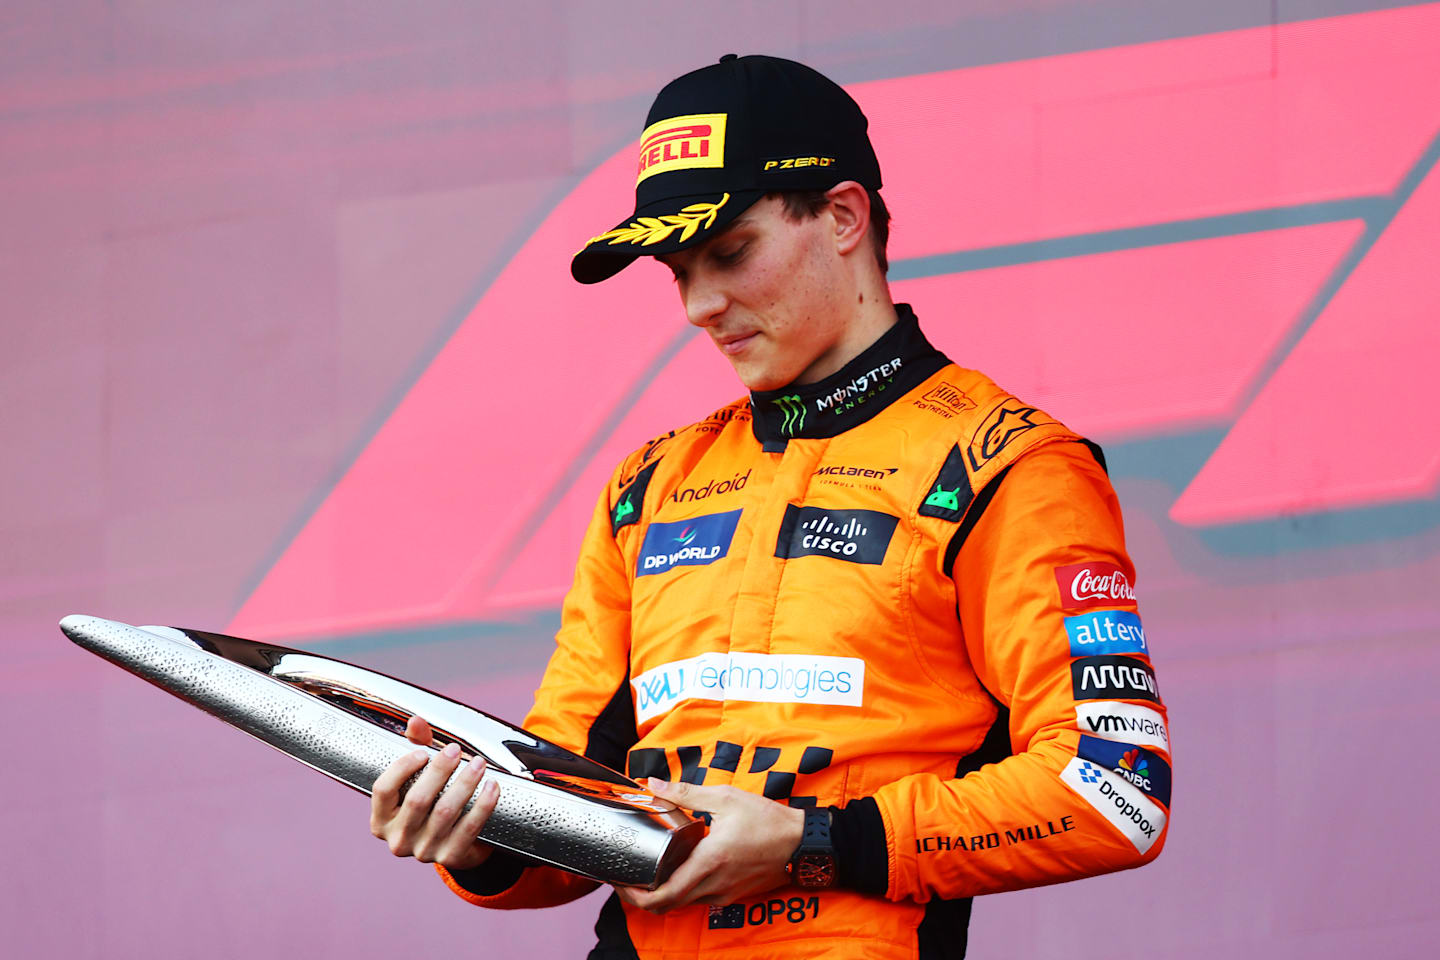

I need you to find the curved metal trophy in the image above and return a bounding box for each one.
[59,615,702,889]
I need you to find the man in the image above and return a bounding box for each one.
[370,54,1170,958]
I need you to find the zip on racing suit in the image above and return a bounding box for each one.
[437,304,1170,958]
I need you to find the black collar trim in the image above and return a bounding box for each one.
[750,304,948,449]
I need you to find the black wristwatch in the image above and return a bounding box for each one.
[785,806,837,888]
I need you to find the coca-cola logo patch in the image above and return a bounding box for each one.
[1055,561,1137,611]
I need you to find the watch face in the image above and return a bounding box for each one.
[794,853,836,888]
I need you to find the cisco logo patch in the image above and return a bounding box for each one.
[774,506,899,565]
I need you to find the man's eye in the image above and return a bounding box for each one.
[714,245,746,264]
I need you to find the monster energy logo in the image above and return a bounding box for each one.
[924,484,963,511]
[772,394,807,436]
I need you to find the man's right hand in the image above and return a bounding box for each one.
[369,715,499,872]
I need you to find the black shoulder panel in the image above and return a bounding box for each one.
[1080,438,1108,474]
[918,445,975,522]
[941,465,1013,578]
[611,460,659,536]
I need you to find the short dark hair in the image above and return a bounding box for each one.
[771,188,891,274]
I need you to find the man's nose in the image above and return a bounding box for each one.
[682,278,727,328]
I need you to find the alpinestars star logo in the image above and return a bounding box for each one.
[773,394,806,436]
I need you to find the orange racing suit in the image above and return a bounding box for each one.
[437,304,1170,958]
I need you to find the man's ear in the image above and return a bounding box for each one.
[824,181,872,258]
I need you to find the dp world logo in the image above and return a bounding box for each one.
[637,509,743,577]
[772,394,807,436]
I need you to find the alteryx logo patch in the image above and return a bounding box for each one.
[774,505,899,565]
[1077,735,1172,807]
[1064,609,1149,656]
[638,509,742,577]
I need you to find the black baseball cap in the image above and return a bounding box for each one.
[571,54,882,284]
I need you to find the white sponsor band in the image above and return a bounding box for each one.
[1075,701,1170,752]
[1059,757,1167,855]
[630,651,865,723]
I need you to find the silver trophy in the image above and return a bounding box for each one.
[60,615,702,888]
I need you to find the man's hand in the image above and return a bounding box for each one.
[369,715,498,872]
[618,778,805,913]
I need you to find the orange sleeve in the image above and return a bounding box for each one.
[436,458,640,909]
[872,440,1170,902]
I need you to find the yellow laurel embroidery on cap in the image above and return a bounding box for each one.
[582,194,730,250]
[635,113,727,185]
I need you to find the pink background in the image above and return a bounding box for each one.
[5,2,1439,956]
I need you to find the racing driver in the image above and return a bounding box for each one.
[368,54,1171,959]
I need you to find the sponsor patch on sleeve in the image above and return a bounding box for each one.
[1071,655,1160,703]
[1064,609,1149,656]
[1075,701,1170,752]
[1055,561,1137,611]
[1059,757,1166,854]
[1077,735,1171,808]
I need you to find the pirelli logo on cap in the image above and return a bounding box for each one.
[637,113,727,184]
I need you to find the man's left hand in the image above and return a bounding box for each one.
[618,778,805,913]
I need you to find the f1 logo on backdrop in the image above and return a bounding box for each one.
[229,5,1440,641]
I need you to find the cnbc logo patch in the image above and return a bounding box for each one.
[637,509,742,577]
[1120,749,1148,780]
[1077,734,1171,807]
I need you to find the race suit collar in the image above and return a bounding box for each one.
[749,303,949,450]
